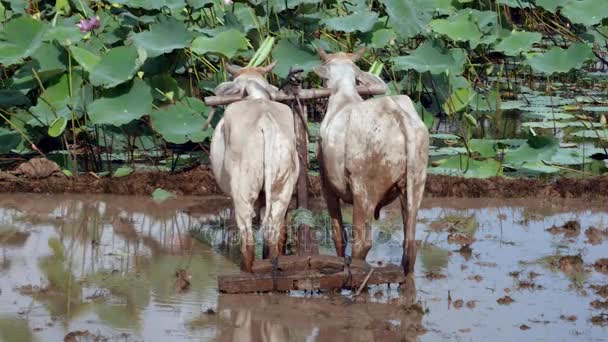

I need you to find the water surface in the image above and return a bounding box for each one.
[0,194,606,341]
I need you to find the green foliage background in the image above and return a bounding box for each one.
[0,0,607,177]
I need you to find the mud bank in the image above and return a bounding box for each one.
[1,167,608,199]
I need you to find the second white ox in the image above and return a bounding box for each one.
[210,62,299,272]
[314,48,429,275]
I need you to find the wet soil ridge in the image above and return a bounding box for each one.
[2,167,608,199]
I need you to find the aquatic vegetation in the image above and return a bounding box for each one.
[0,0,606,177]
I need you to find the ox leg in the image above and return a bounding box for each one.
[263,185,293,259]
[278,221,287,255]
[399,187,423,276]
[351,196,374,260]
[234,200,256,273]
[323,186,346,257]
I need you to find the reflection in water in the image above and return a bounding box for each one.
[212,280,422,342]
[0,194,606,341]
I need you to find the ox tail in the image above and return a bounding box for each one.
[387,96,423,206]
[260,113,277,236]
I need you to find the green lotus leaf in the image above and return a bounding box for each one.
[88,78,154,126]
[90,45,143,88]
[132,19,194,58]
[0,16,46,66]
[430,156,502,178]
[504,135,559,166]
[562,0,608,26]
[430,11,482,48]
[150,97,212,144]
[272,39,320,78]
[495,30,542,56]
[191,29,249,58]
[380,0,434,39]
[0,128,22,154]
[322,11,379,33]
[392,42,466,75]
[526,43,594,74]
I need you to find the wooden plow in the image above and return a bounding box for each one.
[205,72,404,294]
[218,255,406,294]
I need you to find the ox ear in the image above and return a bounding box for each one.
[313,65,330,79]
[259,60,278,74]
[224,62,242,76]
[214,81,245,97]
[351,47,366,62]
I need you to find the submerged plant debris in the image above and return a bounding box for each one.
[546,220,581,237]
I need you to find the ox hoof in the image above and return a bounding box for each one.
[401,258,414,276]
[241,246,255,273]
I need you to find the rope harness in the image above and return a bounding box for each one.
[271,256,279,291]
[342,256,353,289]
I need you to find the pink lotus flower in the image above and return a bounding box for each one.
[223,0,233,4]
[76,16,100,33]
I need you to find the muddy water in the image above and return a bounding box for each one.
[0,194,607,341]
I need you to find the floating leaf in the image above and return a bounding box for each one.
[48,116,68,137]
[0,16,46,65]
[519,162,560,174]
[392,42,466,75]
[522,121,604,129]
[152,188,174,202]
[90,45,143,88]
[469,139,497,158]
[322,11,379,33]
[191,29,248,58]
[504,135,559,166]
[132,19,194,58]
[430,156,502,178]
[88,79,153,126]
[150,97,212,144]
[571,129,608,140]
[113,166,134,177]
[495,30,542,56]
[527,43,594,74]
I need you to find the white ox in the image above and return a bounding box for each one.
[314,49,429,275]
[210,62,299,272]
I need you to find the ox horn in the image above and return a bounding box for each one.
[259,60,278,74]
[224,62,242,75]
[317,47,330,62]
[351,47,366,62]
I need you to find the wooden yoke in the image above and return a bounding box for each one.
[203,84,388,106]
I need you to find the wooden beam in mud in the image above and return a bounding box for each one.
[203,84,388,107]
[218,255,405,294]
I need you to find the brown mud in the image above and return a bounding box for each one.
[2,166,608,199]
